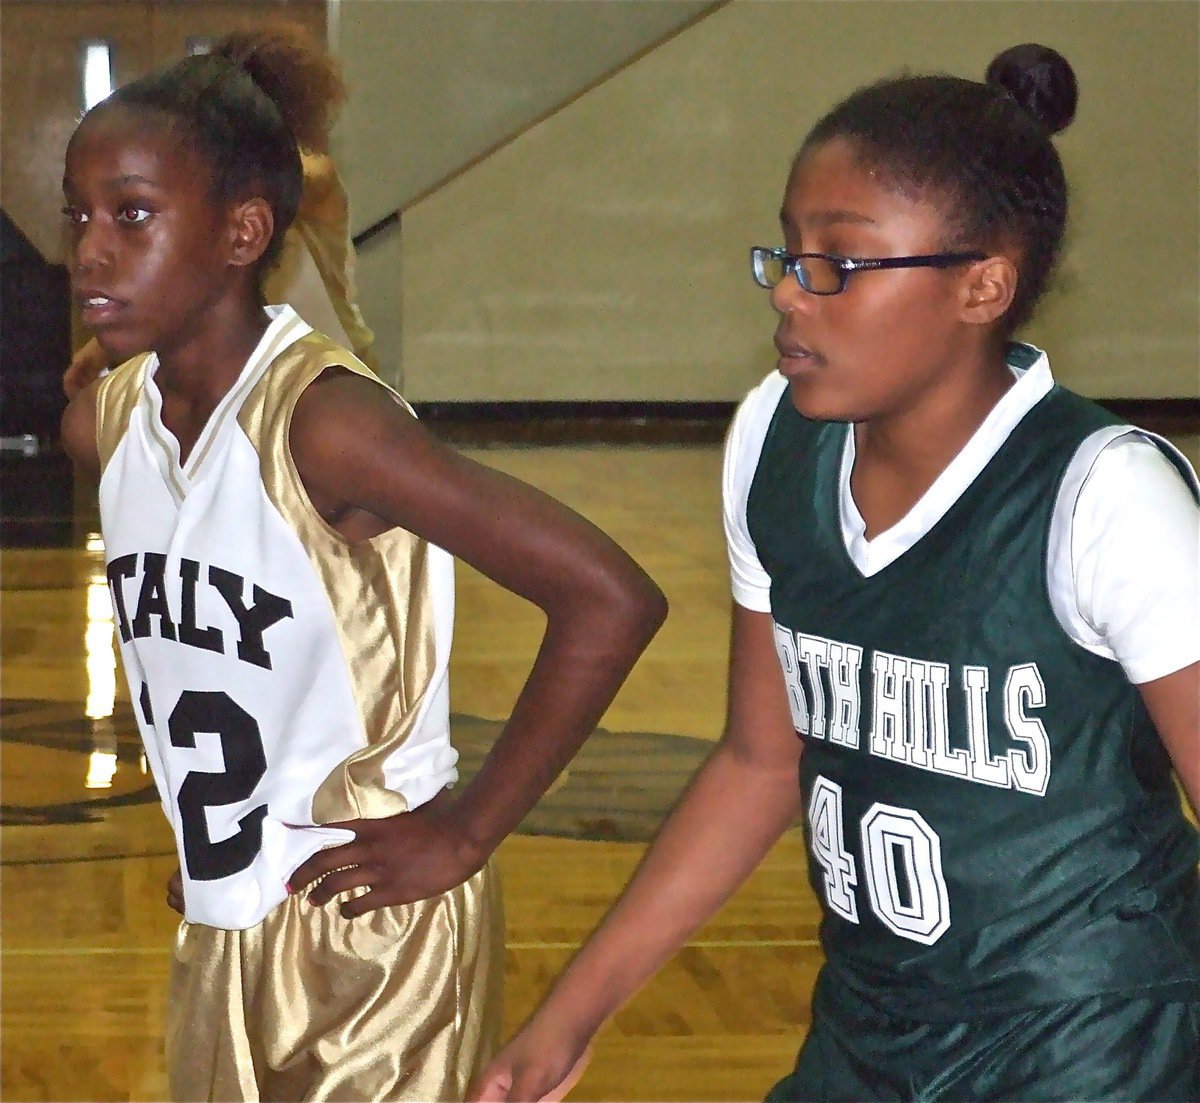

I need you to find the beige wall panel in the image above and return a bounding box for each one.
[332,0,716,225]
[398,0,1197,401]
[333,0,715,388]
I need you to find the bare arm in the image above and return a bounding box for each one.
[59,379,101,478]
[1138,659,1200,819]
[287,373,667,910]
[471,603,804,1102]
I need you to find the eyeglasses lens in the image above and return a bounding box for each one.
[802,256,843,294]
[754,251,787,288]
[753,251,844,294]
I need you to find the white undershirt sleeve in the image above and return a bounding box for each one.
[722,374,787,612]
[1050,430,1200,685]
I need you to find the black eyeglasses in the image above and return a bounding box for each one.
[750,246,987,295]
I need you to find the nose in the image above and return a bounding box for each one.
[769,271,811,315]
[72,217,112,276]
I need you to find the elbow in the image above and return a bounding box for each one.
[602,565,669,650]
[642,576,670,638]
[539,546,668,656]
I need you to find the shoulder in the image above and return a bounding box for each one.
[290,365,420,467]
[732,370,789,434]
[58,357,151,478]
[724,372,788,475]
[722,373,790,610]
[297,151,345,225]
[1063,428,1198,519]
[1049,427,1199,680]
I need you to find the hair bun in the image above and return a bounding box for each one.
[985,43,1077,134]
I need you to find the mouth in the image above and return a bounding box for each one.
[773,336,823,375]
[75,291,127,327]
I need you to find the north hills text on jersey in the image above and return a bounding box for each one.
[774,624,1051,795]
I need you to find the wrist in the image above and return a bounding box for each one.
[538,956,624,1039]
[435,793,495,874]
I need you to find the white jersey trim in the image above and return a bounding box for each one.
[839,354,1054,579]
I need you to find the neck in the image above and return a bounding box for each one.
[155,298,271,403]
[848,345,1017,539]
[855,347,1015,479]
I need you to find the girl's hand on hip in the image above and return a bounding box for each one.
[287,793,485,917]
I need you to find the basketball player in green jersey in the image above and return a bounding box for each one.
[471,43,1200,1102]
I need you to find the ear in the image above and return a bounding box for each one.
[959,255,1018,327]
[226,197,274,270]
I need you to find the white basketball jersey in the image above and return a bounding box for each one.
[95,306,457,929]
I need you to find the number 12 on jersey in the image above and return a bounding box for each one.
[809,775,951,945]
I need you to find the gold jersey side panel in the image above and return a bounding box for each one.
[237,332,449,824]
[94,353,152,470]
[127,326,502,1100]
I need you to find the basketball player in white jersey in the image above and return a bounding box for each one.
[59,25,666,1102]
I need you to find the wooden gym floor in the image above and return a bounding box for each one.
[1,443,817,1103]
[3,433,1197,1101]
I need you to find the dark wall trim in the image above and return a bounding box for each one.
[414,397,1200,446]
[352,210,400,250]
[412,400,737,445]
[1094,397,1200,438]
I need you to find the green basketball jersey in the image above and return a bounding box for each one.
[746,382,1200,1021]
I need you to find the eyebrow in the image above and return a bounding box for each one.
[109,174,159,189]
[62,172,161,196]
[779,208,878,230]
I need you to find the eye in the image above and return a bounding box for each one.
[61,204,88,225]
[117,205,152,224]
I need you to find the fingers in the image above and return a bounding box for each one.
[166,867,184,915]
[304,863,375,909]
[469,1044,592,1103]
[286,822,365,893]
[286,811,475,917]
[469,1066,514,1103]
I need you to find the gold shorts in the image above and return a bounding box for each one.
[166,861,503,1101]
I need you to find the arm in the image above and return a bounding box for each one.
[59,378,100,478]
[1063,435,1199,818]
[471,602,804,1102]
[1138,660,1200,819]
[287,372,667,910]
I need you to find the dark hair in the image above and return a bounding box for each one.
[797,43,1078,333]
[95,22,345,272]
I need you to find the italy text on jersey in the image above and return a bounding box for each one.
[107,551,294,667]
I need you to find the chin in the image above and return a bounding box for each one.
[94,332,143,366]
[785,379,861,424]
